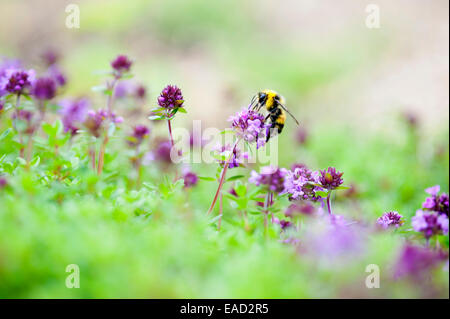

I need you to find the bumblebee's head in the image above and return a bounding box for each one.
[258,92,268,104]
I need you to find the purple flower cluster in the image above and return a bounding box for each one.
[59,98,90,135]
[84,109,123,138]
[128,125,150,147]
[41,49,60,67]
[412,210,448,239]
[377,211,404,229]
[12,110,35,134]
[183,171,198,188]
[213,144,249,169]
[32,77,57,100]
[0,177,7,189]
[422,185,449,217]
[0,69,35,96]
[228,108,268,148]
[285,202,315,217]
[394,244,445,279]
[249,166,287,193]
[111,55,133,75]
[283,164,321,201]
[319,167,344,190]
[157,85,184,110]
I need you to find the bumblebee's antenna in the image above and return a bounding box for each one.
[249,94,257,110]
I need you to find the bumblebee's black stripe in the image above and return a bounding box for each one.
[266,108,285,142]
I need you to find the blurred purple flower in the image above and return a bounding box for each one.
[377,211,404,229]
[127,125,150,147]
[394,244,445,279]
[249,165,287,193]
[152,140,173,164]
[83,109,122,138]
[41,49,60,67]
[157,85,184,110]
[11,110,35,134]
[229,108,268,148]
[295,126,308,145]
[135,85,146,100]
[111,55,132,74]
[319,167,344,190]
[47,65,67,87]
[422,185,449,217]
[0,69,35,96]
[283,165,322,201]
[59,98,90,135]
[412,210,448,239]
[183,171,198,188]
[285,202,315,217]
[0,177,7,189]
[32,77,57,100]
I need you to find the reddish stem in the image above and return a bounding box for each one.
[218,193,223,231]
[207,138,241,215]
[97,135,109,175]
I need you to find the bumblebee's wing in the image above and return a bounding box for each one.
[279,103,300,125]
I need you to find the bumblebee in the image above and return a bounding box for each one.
[250,90,299,142]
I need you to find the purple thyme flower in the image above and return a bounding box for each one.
[0,69,35,95]
[142,139,174,166]
[319,167,344,190]
[32,77,57,100]
[0,177,7,189]
[412,210,449,239]
[279,219,293,230]
[47,65,67,87]
[59,98,90,135]
[128,125,150,147]
[11,110,35,134]
[295,126,308,145]
[377,211,404,229]
[157,85,184,110]
[285,202,315,217]
[394,244,445,279]
[213,144,249,169]
[183,171,198,188]
[229,108,268,148]
[41,49,60,67]
[135,85,146,100]
[83,109,122,138]
[283,165,322,201]
[422,185,449,217]
[111,55,132,74]
[249,165,287,193]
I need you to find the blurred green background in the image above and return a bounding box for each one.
[0,0,448,298]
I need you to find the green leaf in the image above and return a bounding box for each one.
[226,175,245,182]
[335,185,351,190]
[30,156,40,167]
[148,115,165,121]
[315,190,328,198]
[177,107,187,114]
[0,128,12,141]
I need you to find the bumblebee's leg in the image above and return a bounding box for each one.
[266,121,276,142]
